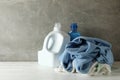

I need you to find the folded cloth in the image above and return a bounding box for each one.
[88,62,111,76]
[59,36,114,74]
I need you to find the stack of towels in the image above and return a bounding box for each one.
[56,36,114,76]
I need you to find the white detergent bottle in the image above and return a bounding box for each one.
[38,23,70,68]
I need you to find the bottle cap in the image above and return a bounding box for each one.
[53,23,61,31]
[70,23,78,31]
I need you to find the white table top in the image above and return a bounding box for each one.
[0,62,119,80]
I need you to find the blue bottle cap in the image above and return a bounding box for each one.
[70,23,78,31]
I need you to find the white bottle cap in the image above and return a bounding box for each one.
[53,23,61,31]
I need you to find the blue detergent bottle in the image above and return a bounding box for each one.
[68,23,80,41]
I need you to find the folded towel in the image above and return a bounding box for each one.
[59,36,114,74]
[88,62,111,76]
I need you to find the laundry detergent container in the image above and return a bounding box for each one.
[38,23,70,67]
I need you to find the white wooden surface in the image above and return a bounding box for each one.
[0,62,119,80]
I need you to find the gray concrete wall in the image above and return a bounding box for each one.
[0,0,119,61]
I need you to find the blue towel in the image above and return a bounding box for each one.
[59,36,114,74]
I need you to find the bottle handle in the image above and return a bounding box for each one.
[43,34,57,54]
[43,34,52,51]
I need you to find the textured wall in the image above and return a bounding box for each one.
[0,0,120,61]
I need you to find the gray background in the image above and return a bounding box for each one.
[0,0,119,61]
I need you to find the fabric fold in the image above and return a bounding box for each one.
[88,62,111,76]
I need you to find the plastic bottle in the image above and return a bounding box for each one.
[68,23,80,41]
[38,23,70,67]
